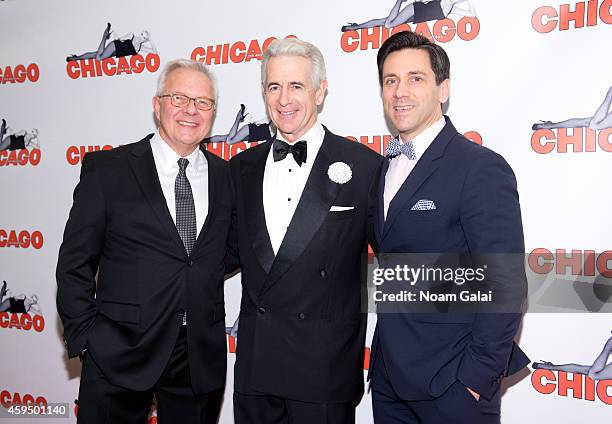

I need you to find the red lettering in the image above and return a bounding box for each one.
[559,2,586,31]
[206,44,223,65]
[531,129,556,153]
[191,47,205,62]
[433,19,456,43]
[596,251,612,278]
[228,335,236,353]
[27,63,40,82]
[463,131,483,145]
[146,53,160,72]
[245,40,263,62]
[67,61,80,79]
[532,6,559,33]
[529,248,554,274]
[532,369,557,394]
[230,42,246,63]
[558,371,583,398]
[599,128,612,152]
[3,66,14,83]
[14,65,26,83]
[556,249,584,275]
[116,57,131,75]
[131,54,145,73]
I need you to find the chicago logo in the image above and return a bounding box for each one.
[531,331,612,405]
[529,249,612,278]
[191,35,297,66]
[527,249,611,313]
[0,64,39,85]
[66,22,160,79]
[340,0,480,52]
[0,390,47,408]
[531,86,612,153]
[0,281,45,333]
[0,119,41,167]
[66,144,114,166]
[0,230,44,249]
[532,0,612,33]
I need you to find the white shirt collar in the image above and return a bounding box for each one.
[150,131,204,172]
[276,121,325,165]
[399,116,446,159]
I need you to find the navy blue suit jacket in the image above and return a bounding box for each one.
[370,117,529,401]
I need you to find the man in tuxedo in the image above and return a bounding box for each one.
[369,31,529,423]
[230,38,382,424]
[56,59,233,424]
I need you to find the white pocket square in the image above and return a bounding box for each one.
[411,199,436,211]
[330,206,355,211]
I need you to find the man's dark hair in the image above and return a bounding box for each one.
[377,31,450,86]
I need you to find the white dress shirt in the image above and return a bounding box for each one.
[384,117,446,219]
[263,122,325,254]
[150,132,208,237]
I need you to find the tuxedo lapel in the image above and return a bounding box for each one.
[241,141,276,274]
[260,131,342,295]
[382,120,455,241]
[192,148,217,253]
[128,135,186,257]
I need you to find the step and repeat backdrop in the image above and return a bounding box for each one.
[1,0,611,422]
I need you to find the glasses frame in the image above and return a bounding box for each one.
[158,93,216,111]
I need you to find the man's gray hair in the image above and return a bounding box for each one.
[155,59,217,99]
[261,38,327,89]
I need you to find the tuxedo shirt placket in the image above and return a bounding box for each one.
[263,123,325,254]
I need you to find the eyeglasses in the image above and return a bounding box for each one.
[158,93,215,111]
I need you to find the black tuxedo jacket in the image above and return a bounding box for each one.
[56,135,233,393]
[370,117,529,401]
[229,128,382,403]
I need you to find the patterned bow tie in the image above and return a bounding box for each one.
[273,139,307,166]
[385,137,416,160]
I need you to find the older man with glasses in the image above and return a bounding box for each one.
[57,59,237,424]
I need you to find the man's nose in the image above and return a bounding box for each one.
[278,87,291,106]
[184,98,198,114]
[394,79,412,99]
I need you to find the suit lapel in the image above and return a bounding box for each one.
[375,159,389,246]
[128,135,186,257]
[260,130,342,295]
[192,147,217,253]
[241,141,276,274]
[381,119,456,241]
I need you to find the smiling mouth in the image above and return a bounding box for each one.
[278,110,297,118]
[394,105,415,112]
[177,120,198,127]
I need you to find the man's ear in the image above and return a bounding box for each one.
[316,79,328,106]
[438,79,450,104]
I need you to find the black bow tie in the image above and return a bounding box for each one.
[273,139,307,167]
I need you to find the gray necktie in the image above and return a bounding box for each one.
[175,158,196,255]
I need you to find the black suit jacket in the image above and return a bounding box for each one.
[56,135,233,393]
[370,117,529,401]
[229,128,382,403]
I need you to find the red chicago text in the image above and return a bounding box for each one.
[532,0,612,33]
[66,54,160,79]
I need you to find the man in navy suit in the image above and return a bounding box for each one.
[369,31,529,423]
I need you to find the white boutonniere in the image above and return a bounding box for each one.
[328,162,352,184]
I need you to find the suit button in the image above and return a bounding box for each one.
[258,307,266,315]
[320,269,327,278]
[298,312,305,320]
